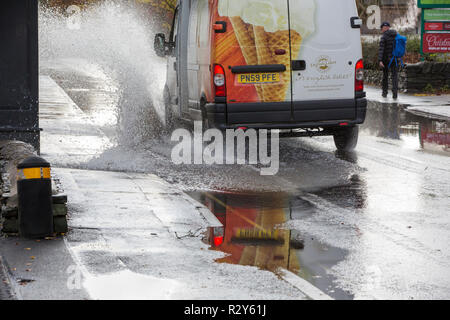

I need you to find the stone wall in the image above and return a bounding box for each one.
[364,68,407,91]
[365,62,450,93]
[406,62,450,92]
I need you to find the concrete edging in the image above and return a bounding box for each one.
[0,256,16,300]
[278,268,334,300]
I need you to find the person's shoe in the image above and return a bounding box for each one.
[393,93,398,99]
[382,93,388,98]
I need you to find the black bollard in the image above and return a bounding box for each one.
[17,157,53,238]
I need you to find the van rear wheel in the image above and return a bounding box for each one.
[333,126,359,151]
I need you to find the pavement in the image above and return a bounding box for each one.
[365,85,450,120]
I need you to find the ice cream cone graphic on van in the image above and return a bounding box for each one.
[253,26,301,102]
[218,0,316,103]
[229,17,265,100]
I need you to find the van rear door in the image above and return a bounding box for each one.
[215,0,292,123]
[289,0,361,122]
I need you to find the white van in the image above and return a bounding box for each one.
[154,0,367,151]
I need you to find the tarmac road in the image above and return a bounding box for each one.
[11,58,447,300]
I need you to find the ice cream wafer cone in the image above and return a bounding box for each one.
[254,26,303,102]
[230,17,264,101]
[230,17,258,66]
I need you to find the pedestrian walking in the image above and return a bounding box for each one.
[378,22,398,99]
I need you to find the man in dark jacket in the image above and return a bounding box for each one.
[378,22,398,99]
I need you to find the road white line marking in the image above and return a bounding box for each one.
[278,268,334,300]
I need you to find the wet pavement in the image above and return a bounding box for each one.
[36,58,450,300]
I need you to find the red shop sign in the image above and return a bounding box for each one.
[423,33,450,53]
[425,22,443,31]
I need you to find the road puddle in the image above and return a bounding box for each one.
[189,191,353,299]
[363,101,450,156]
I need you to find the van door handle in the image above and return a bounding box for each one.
[292,60,306,71]
[174,61,177,70]
[230,64,286,74]
[351,17,362,29]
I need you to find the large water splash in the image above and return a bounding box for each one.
[39,1,167,146]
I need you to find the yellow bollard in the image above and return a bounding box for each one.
[17,157,53,238]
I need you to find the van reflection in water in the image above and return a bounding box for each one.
[190,191,353,299]
[203,192,299,273]
[420,121,450,155]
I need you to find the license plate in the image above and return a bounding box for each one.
[237,72,280,84]
[234,228,281,241]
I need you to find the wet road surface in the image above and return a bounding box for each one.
[40,59,450,299]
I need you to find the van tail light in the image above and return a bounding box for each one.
[214,236,224,247]
[212,226,224,247]
[214,64,226,97]
[355,59,364,92]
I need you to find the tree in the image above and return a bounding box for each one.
[135,0,177,31]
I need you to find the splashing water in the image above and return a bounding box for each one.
[391,0,420,33]
[39,1,167,146]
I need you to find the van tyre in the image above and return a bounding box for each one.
[333,126,359,151]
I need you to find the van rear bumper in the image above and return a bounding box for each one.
[206,95,367,131]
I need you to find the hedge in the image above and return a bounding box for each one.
[362,36,447,70]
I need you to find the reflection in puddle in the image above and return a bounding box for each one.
[363,101,450,155]
[189,191,353,300]
[419,121,449,155]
